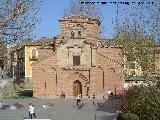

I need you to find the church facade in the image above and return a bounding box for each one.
[32,14,124,98]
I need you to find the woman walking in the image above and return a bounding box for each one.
[30,105,36,119]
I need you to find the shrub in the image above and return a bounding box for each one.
[117,112,124,120]
[121,83,160,120]
[117,112,139,120]
[122,113,139,120]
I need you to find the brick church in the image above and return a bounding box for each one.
[32,14,124,98]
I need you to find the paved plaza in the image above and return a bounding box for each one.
[0,98,120,120]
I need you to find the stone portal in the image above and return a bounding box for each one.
[73,80,82,96]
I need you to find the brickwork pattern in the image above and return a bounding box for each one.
[59,17,99,46]
[32,47,123,98]
[32,14,124,98]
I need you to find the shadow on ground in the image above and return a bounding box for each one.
[96,98,121,113]
[16,90,33,97]
[7,90,33,99]
[0,105,10,110]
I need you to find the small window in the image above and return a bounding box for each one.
[78,31,81,37]
[71,31,75,38]
[32,49,37,59]
[73,56,80,66]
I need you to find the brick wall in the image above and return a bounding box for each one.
[37,48,54,59]
[59,17,100,46]
[32,50,57,98]
[96,48,124,95]
[32,15,124,98]
[32,47,124,98]
[56,70,89,97]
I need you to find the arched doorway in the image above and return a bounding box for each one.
[73,80,82,96]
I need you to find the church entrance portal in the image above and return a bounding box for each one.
[73,80,82,96]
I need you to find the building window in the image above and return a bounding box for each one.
[32,49,37,59]
[78,31,81,37]
[73,56,80,66]
[71,31,75,38]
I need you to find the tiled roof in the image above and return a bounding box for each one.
[61,13,100,22]
[9,37,55,53]
[32,53,56,66]
[23,38,55,46]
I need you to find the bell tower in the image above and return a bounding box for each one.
[58,13,101,46]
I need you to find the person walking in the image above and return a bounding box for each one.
[110,91,113,100]
[60,91,64,99]
[28,103,32,119]
[92,94,95,105]
[77,94,80,106]
[30,105,36,119]
[108,90,111,100]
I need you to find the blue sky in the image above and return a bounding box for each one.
[33,0,158,39]
[33,0,120,39]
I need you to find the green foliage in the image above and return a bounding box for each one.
[122,113,139,120]
[156,81,160,89]
[121,84,160,120]
[117,112,124,120]
[113,0,159,77]
[118,112,139,120]
[128,62,135,69]
[114,26,156,77]
[6,90,33,99]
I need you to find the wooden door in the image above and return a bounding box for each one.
[73,80,82,96]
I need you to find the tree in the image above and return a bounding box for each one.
[114,25,155,77]
[64,0,105,37]
[0,39,6,69]
[114,0,159,41]
[113,0,159,77]
[0,0,42,44]
[121,84,160,120]
[64,0,102,20]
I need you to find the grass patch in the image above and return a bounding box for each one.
[6,90,33,99]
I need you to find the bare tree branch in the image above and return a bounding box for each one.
[0,0,42,44]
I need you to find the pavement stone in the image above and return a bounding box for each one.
[0,98,120,120]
